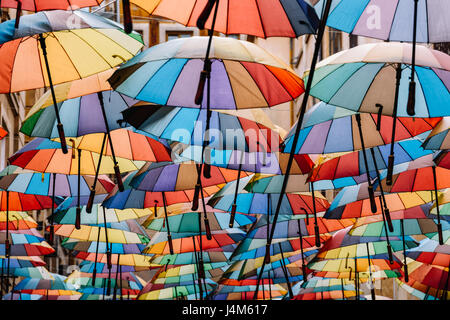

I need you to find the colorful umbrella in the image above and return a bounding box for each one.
[314,0,450,43]
[326,191,442,219]
[60,238,146,255]
[0,230,54,256]
[283,102,440,154]
[21,90,138,139]
[143,211,256,233]
[309,138,435,182]
[422,117,450,150]
[152,263,229,285]
[406,238,450,268]
[109,36,304,110]
[0,10,144,151]
[138,279,217,300]
[211,283,286,300]
[0,168,114,197]
[52,204,152,225]
[0,0,103,11]
[0,212,38,230]
[122,105,283,152]
[149,248,235,265]
[0,191,55,211]
[131,0,319,38]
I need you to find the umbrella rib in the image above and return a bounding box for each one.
[45,32,83,81]
[261,63,295,102]
[253,0,267,39]
[133,58,173,102]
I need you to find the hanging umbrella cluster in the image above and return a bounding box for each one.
[0,0,448,301]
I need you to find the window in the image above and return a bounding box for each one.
[166,30,194,42]
[328,28,342,56]
[349,34,358,48]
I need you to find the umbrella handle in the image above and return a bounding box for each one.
[14,1,22,29]
[75,207,81,230]
[122,0,133,34]
[314,225,320,248]
[368,185,377,214]
[86,189,96,213]
[386,154,395,185]
[48,225,54,245]
[57,123,68,155]
[229,204,237,228]
[114,164,124,192]
[107,251,112,270]
[384,208,394,233]
[407,81,416,116]
[404,265,409,283]
[264,243,271,265]
[204,217,212,240]
[195,70,208,105]
[301,264,308,278]
[196,0,218,30]
[4,239,10,258]
[437,223,444,245]
[92,268,97,286]
[167,234,174,255]
[387,243,394,264]
[375,103,383,131]
[191,184,201,211]
[203,163,211,179]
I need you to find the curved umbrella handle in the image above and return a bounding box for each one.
[196,0,218,30]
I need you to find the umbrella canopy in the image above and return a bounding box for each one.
[8,138,147,175]
[304,42,450,118]
[12,266,54,279]
[0,230,55,256]
[131,0,319,38]
[52,220,150,244]
[79,261,152,274]
[208,188,330,216]
[143,211,256,233]
[149,248,236,265]
[102,170,222,211]
[422,117,450,150]
[313,0,450,43]
[66,270,145,291]
[401,259,449,293]
[143,230,246,255]
[291,277,359,300]
[74,253,157,268]
[61,238,146,255]
[0,0,103,11]
[52,204,152,225]
[129,161,250,193]
[406,238,450,268]
[0,191,56,211]
[0,167,114,197]
[137,279,217,300]
[0,10,143,93]
[0,256,46,271]
[109,36,304,110]
[283,102,440,154]
[395,278,442,301]
[21,90,138,139]
[326,191,442,219]
[152,263,229,284]
[178,144,314,175]
[0,212,38,230]
[211,283,286,300]
[309,138,435,182]
[122,105,283,152]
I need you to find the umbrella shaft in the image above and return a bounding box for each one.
[411,0,419,80]
[254,0,334,300]
[388,64,403,158]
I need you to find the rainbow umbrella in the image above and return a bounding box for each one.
[109,36,304,110]
[79,261,152,274]
[131,0,319,38]
[151,263,229,285]
[399,259,449,300]
[326,191,442,219]
[138,279,217,300]
[149,248,236,265]
[52,204,152,226]
[0,212,38,231]
[211,282,287,300]
[395,278,441,301]
[0,230,55,256]
[291,277,360,300]
[406,238,450,268]
[309,137,435,183]
[0,10,144,152]
[0,167,114,197]
[60,237,146,255]
[0,0,102,11]
[122,105,283,153]
[422,117,450,150]
[102,171,221,211]
[283,102,440,154]
[312,0,450,43]
[21,90,138,140]
[0,191,56,212]
[143,211,255,234]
